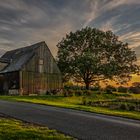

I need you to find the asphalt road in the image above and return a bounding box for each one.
[0,100,139,140]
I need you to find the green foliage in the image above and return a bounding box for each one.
[0,118,73,140]
[0,93,140,120]
[57,27,139,89]
[64,89,75,97]
[105,85,116,94]
[81,95,140,112]
[83,90,93,96]
[106,90,113,94]
[62,89,94,96]
[129,82,140,94]
[74,90,84,96]
[82,97,87,105]
[118,86,128,93]
[119,103,128,110]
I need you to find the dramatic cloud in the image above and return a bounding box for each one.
[0,0,140,60]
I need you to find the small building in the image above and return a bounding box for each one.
[0,41,62,95]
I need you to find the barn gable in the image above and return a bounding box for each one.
[21,42,61,74]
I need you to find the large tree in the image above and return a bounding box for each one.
[57,27,139,89]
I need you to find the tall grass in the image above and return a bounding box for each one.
[0,117,73,140]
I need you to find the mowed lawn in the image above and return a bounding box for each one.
[0,117,73,140]
[0,92,140,120]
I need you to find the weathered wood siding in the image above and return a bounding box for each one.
[21,43,62,95]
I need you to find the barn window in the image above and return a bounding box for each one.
[38,59,44,73]
[39,59,43,65]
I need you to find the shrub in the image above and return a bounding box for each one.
[66,89,74,97]
[128,104,136,111]
[119,103,128,110]
[96,91,102,94]
[129,86,140,94]
[105,85,116,93]
[74,90,83,96]
[62,89,74,97]
[87,101,92,106]
[106,89,113,94]
[82,97,87,105]
[109,104,119,110]
[118,86,128,93]
[63,90,68,97]
[90,86,101,91]
[46,91,51,95]
[83,90,93,96]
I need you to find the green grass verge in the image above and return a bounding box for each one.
[0,95,140,120]
[0,117,73,140]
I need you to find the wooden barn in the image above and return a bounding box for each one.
[0,41,62,95]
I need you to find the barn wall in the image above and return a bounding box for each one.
[21,43,62,95]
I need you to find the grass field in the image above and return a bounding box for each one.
[0,116,73,140]
[0,93,140,120]
[0,92,140,120]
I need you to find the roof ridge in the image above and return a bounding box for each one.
[5,41,45,53]
[0,41,46,73]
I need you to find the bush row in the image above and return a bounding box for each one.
[81,97,140,112]
[110,103,140,112]
[62,89,101,97]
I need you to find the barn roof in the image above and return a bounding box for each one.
[0,58,10,63]
[0,41,45,73]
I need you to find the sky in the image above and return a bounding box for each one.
[0,0,140,59]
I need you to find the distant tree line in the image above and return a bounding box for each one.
[64,82,140,94]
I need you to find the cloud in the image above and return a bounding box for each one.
[84,1,140,60]
[0,0,139,60]
[0,0,96,57]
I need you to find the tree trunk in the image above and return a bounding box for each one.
[85,82,90,90]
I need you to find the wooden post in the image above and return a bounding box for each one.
[19,71,23,95]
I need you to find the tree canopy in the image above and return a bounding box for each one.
[57,27,139,89]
